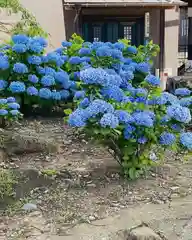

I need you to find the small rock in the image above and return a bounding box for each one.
[22,203,37,211]
[128,226,162,240]
[87,183,96,188]
[88,215,96,221]
[170,186,179,191]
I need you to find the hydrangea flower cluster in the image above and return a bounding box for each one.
[0,97,21,124]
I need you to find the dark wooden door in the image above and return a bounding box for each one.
[82,17,144,45]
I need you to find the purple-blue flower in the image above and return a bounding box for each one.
[28,74,39,84]
[0,99,7,104]
[41,75,55,87]
[145,74,160,86]
[99,113,119,128]
[114,110,134,124]
[7,97,16,103]
[12,43,27,53]
[27,55,42,65]
[180,132,192,150]
[39,88,52,99]
[127,46,137,54]
[51,91,61,100]
[27,86,38,96]
[0,56,9,70]
[13,63,28,74]
[159,132,176,145]
[10,110,20,116]
[0,80,8,90]
[0,109,8,116]
[74,91,85,100]
[7,102,20,109]
[167,104,191,123]
[9,81,26,93]
[69,56,82,64]
[12,34,29,44]
[175,88,191,96]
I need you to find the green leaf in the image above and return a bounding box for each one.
[64,108,72,115]
[128,167,136,180]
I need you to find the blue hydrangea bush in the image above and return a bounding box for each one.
[66,41,192,179]
[0,34,78,113]
[0,97,22,127]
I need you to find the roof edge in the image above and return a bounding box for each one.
[63,1,188,8]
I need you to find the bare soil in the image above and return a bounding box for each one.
[0,119,192,239]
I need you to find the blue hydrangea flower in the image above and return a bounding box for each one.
[124,124,136,140]
[161,92,179,105]
[136,62,150,73]
[138,136,148,144]
[12,34,28,44]
[175,88,191,96]
[179,97,192,107]
[68,108,87,127]
[10,110,20,115]
[114,110,134,124]
[81,56,91,63]
[7,97,16,103]
[46,52,65,66]
[80,68,118,87]
[113,42,125,50]
[62,41,72,48]
[13,63,28,74]
[7,102,20,109]
[0,99,7,104]
[132,111,154,127]
[28,40,44,53]
[96,46,112,57]
[127,46,137,54]
[0,80,8,90]
[27,86,38,96]
[145,74,160,86]
[167,104,191,123]
[69,56,82,64]
[27,55,42,65]
[55,47,63,55]
[9,81,26,93]
[86,99,114,117]
[52,91,61,100]
[12,43,27,53]
[79,48,91,56]
[0,56,9,70]
[0,109,8,116]
[99,113,119,128]
[79,98,90,108]
[74,91,85,100]
[180,132,192,150]
[35,37,48,47]
[111,49,123,60]
[55,71,69,84]
[39,88,52,99]
[120,70,134,82]
[41,75,55,87]
[159,132,176,145]
[60,90,70,99]
[43,67,56,76]
[101,86,125,102]
[28,74,39,84]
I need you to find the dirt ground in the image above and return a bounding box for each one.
[0,119,192,239]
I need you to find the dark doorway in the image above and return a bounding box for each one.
[82,15,144,46]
